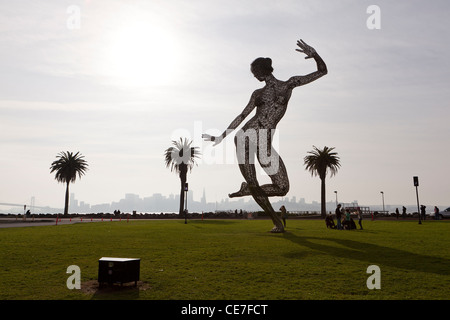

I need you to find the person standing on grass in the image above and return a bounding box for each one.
[434,206,440,220]
[280,205,287,228]
[420,205,426,221]
[345,209,350,221]
[335,204,342,230]
[357,207,363,230]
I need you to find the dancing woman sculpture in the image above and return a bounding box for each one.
[203,39,327,232]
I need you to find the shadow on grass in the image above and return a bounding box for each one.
[282,232,450,275]
[81,280,151,300]
[188,220,239,226]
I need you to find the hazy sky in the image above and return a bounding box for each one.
[1,0,449,211]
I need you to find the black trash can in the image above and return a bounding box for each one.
[98,257,140,287]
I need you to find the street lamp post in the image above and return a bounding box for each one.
[413,176,422,225]
[184,183,188,224]
[380,191,385,213]
[334,191,338,207]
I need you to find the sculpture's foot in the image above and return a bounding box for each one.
[270,225,285,233]
[229,182,249,198]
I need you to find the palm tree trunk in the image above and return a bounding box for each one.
[64,181,70,216]
[179,164,188,216]
[321,178,326,218]
[179,178,185,215]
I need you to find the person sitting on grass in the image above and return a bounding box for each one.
[325,214,336,229]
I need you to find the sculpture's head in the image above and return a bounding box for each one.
[251,57,273,81]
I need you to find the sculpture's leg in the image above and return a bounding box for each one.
[229,155,289,198]
[248,184,285,233]
[229,182,250,198]
[232,129,285,232]
[257,130,290,197]
[233,163,284,233]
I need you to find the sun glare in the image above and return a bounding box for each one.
[103,20,179,88]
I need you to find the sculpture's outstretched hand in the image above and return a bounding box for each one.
[202,133,223,146]
[295,39,317,59]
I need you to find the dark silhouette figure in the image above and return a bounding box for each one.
[342,217,357,230]
[434,206,440,220]
[357,208,363,230]
[420,205,426,221]
[335,204,342,230]
[325,214,336,229]
[280,205,287,228]
[203,39,327,232]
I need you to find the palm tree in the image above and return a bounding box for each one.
[304,146,341,218]
[164,138,200,217]
[50,151,88,215]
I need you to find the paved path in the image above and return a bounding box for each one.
[0,217,103,228]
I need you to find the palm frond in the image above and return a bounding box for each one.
[303,145,341,179]
[164,138,201,174]
[50,151,88,184]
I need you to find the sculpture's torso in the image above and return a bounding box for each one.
[246,79,293,130]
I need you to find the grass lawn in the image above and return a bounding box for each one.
[0,218,449,300]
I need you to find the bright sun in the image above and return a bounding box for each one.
[104,20,179,88]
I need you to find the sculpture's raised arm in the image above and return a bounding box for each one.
[288,39,327,88]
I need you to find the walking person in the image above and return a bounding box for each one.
[335,204,342,230]
[402,206,407,219]
[395,208,399,219]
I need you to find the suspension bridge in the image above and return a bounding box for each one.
[0,202,62,213]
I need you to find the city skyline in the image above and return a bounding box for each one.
[1,188,439,215]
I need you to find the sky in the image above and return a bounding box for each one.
[1,0,449,212]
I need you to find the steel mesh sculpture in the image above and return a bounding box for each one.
[203,39,327,232]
